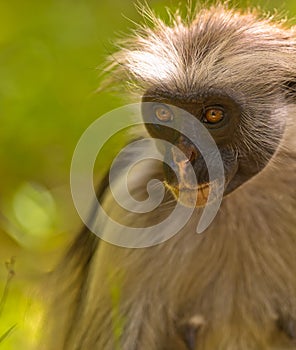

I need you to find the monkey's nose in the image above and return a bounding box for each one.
[173,136,199,166]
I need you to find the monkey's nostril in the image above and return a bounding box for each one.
[174,137,199,166]
[188,148,197,165]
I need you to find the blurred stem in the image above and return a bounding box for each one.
[0,325,16,343]
[0,257,15,317]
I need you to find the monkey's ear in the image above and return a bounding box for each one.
[284,79,296,100]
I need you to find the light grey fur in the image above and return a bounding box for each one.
[44,4,296,350]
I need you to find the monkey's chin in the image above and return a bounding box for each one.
[164,181,212,208]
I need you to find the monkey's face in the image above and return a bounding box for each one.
[108,3,294,209]
[142,90,283,208]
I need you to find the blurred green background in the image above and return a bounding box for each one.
[0,0,295,348]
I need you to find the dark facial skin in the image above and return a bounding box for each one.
[141,89,282,207]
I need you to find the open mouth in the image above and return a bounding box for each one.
[164,181,222,208]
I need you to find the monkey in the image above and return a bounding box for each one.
[44,3,296,350]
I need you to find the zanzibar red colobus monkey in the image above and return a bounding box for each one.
[44,3,296,350]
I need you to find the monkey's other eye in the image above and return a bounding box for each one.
[203,108,224,124]
[154,104,174,122]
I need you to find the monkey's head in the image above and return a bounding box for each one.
[108,5,296,207]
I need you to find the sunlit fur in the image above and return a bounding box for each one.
[44,3,296,350]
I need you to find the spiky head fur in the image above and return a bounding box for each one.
[106,3,296,182]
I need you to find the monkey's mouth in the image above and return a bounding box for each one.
[164,181,223,208]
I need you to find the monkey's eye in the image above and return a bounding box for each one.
[154,104,174,122]
[203,108,224,124]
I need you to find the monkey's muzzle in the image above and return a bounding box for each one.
[163,136,223,207]
[164,181,223,208]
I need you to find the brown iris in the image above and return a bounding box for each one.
[154,105,173,122]
[204,108,224,124]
